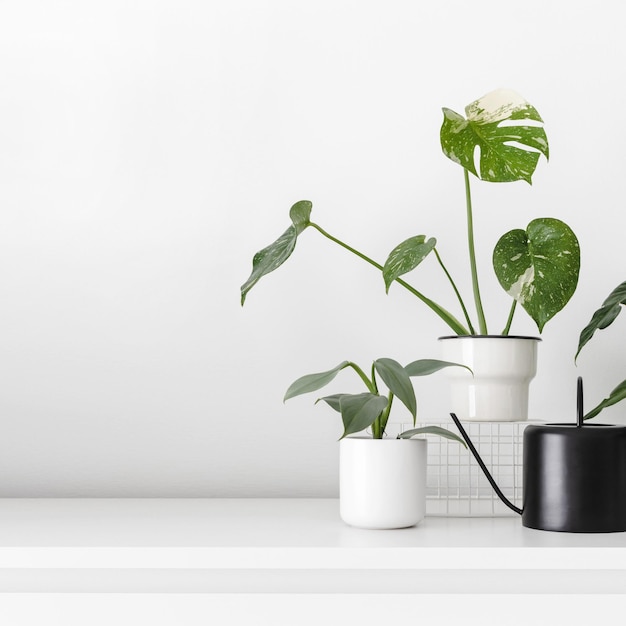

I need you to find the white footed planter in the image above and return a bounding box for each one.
[439,335,540,422]
[340,437,427,529]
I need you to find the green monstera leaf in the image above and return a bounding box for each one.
[493,218,580,333]
[441,89,549,183]
[240,200,312,305]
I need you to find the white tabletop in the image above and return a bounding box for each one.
[0,498,624,593]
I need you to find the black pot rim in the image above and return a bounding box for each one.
[528,423,626,430]
[438,334,541,341]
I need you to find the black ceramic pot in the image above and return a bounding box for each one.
[521,422,626,532]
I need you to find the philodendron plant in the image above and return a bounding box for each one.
[575,280,626,420]
[241,88,580,336]
[284,356,468,444]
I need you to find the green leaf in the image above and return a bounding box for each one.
[316,393,344,413]
[584,379,626,421]
[332,393,389,439]
[240,226,296,305]
[284,361,350,401]
[373,358,416,419]
[404,359,472,377]
[492,218,580,332]
[240,200,312,305]
[440,88,549,183]
[289,200,312,235]
[382,236,437,293]
[576,281,626,361]
[398,426,467,448]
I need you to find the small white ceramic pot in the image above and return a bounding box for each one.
[339,437,427,529]
[439,335,540,422]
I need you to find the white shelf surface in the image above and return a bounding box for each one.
[0,498,625,593]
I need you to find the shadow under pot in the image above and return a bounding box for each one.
[439,335,540,422]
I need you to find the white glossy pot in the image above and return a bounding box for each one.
[439,335,540,422]
[339,437,427,529]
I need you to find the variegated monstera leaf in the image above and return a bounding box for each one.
[440,89,549,183]
[493,218,580,332]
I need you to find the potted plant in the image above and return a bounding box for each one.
[284,356,468,529]
[575,280,626,420]
[241,89,581,421]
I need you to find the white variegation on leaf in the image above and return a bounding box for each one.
[240,200,312,304]
[493,218,580,333]
[441,88,549,184]
[382,236,436,293]
[241,89,579,340]
[466,89,533,124]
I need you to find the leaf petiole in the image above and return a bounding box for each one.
[434,247,476,334]
[501,300,517,336]
[309,222,470,335]
[464,169,488,334]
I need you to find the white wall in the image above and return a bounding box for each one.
[0,0,623,496]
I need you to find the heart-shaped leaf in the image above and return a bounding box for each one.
[493,218,580,332]
[284,361,350,402]
[576,281,626,361]
[373,358,416,420]
[584,379,626,421]
[325,392,389,439]
[404,359,472,377]
[398,426,467,448]
[382,236,437,293]
[441,89,549,183]
[240,200,312,305]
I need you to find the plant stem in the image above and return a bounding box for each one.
[370,362,379,394]
[501,299,517,336]
[434,248,476,334]
[309,222,470,335]
[371,362,381,439]
[347,362,377,394]
[348,362,383,438]
[371,419,381,439]
[464,169,488,334]
[379,392,394,437]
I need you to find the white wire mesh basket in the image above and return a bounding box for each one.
[391,418,532,516]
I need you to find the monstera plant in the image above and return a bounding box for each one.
[241,89,580,337]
